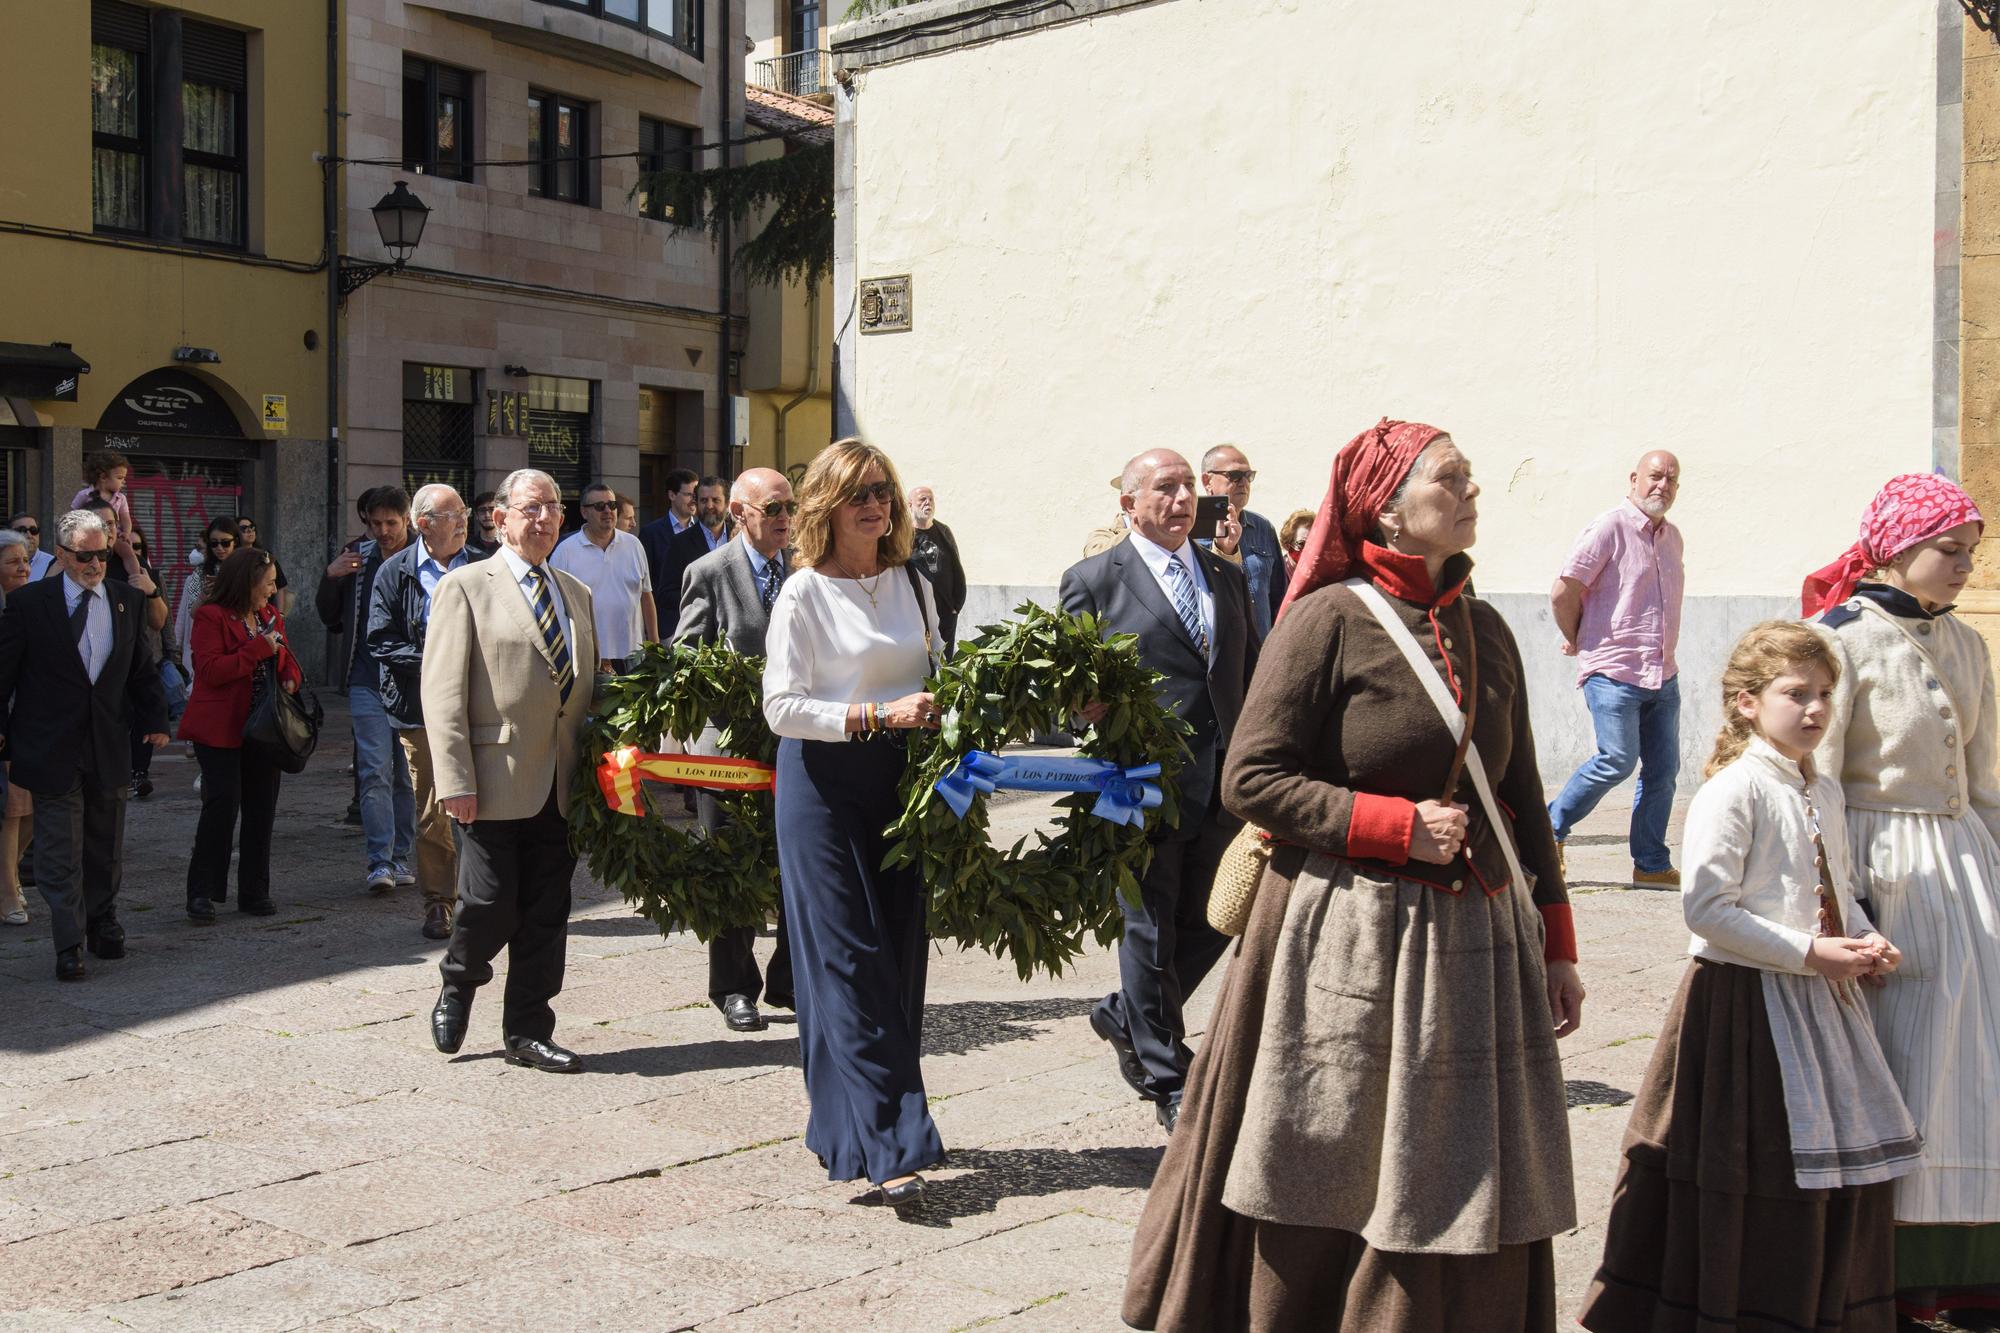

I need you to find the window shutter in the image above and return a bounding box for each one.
[90,0,150,51]
[182,20,246,89]
[436,63,470,100]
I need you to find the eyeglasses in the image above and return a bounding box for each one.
[11,525,36,536]
[1205,468,1257,484]
[421,509,468,525]
[581,501,618,513]
[61,546,110,564]
[757,500,800,517]
[845,482,896,508]
[208,537,238,550]
[504,502,563,521]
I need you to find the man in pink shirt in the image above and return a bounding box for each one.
[1547,451,1685,887]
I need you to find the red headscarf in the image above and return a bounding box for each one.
[1278,418,1445,618]
[1800,473,1984,616]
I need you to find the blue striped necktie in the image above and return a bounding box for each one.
[526,567,575,703]
[1164,553,1209,659]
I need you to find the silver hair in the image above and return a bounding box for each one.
[56,509,109,549]
[496,469,561,509]
[411,482,462,519]
[0,529,26,554]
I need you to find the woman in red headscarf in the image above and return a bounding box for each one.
[1124,421,1585,1333]
[1801,474,2000,1328]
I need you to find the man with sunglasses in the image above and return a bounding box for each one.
[8,514,53,582]
[656,475,731,640]
[1197,444,1287,643]
[549,482,656,674]
[671,468,797,1032]
[0,510,168,981]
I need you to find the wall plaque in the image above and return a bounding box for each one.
[858,275,913,335]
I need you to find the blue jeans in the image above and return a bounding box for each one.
[349,685,414,872]
[1547,673,1681,873]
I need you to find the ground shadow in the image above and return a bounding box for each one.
[920,996,1098,1058]
[849,1143,1164,1226]
[1566,1079,1635,1108]
[579,1038,802,1078]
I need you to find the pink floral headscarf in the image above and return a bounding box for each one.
[1801,473,1984,616]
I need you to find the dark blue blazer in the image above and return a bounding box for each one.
[0,576,167,794]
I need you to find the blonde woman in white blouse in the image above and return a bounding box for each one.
[1580,621,1917,1332]
[763,438,943,1217]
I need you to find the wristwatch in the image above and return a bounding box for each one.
[145,586,164,600]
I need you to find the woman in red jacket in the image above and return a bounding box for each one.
[179,548,302,922]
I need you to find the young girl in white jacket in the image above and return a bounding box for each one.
[1581,620,1919,1333]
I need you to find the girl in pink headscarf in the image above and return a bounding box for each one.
[1806,473,2000,1327]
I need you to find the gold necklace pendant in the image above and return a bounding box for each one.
[834,558,883,607]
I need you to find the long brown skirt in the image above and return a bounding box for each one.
[1578,959,1899,1332]
[1123,860,1556,1333]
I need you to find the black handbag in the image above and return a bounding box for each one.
[244,654,323,774]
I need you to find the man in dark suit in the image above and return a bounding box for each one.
[671,467,795,1032]
[656,475,731,641]
[0,509,168,981]
[1060,449,1257,1134]
[637,467,699,605]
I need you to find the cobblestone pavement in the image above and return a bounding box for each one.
[0,710,1698,1331]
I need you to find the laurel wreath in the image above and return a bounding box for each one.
[887,603,1190,981]
[567,640,780,943]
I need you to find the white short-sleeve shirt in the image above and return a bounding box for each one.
[548,528,651,659]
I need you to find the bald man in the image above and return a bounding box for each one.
[1548,451,1686,888]
[1060,449,1257,1135]
[672,467,796,1031]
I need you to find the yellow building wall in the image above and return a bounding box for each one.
[0,0,328,437]
[1961,20,2000,644]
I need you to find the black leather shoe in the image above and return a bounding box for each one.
[720,993,766,1032]
[1090,1007,1149,1099]
[431,987,470,1055]
[503,1035,582,1074]
[238,899,276,917]
[422,903,453,940]
[187,897,217,924]
[55,946,84,982]
[1157,1102,1179,1135]
[86,918,125,960]
[874,1174,926,1217]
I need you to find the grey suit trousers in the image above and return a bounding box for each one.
[34,777,129,953]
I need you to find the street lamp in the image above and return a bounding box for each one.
[337,180,430,300]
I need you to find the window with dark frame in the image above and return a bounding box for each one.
[528,91,591,205]
[637,117,696,223]
[90,2,149,234]
[180,20,247,248]
[789,0,820,56]
[524,0,703,56]
[402,57,475,181]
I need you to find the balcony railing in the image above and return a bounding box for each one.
[754,49,832,100]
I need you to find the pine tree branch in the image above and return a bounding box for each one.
[633,141,835,288]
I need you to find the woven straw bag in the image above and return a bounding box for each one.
[1206,823,1273,936]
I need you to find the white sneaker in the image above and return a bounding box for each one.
[366,865,395,894]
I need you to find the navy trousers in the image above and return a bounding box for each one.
[1094,798,1237,1107]
[775,736,942,1184]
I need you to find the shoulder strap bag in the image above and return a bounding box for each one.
[243,628,324,775]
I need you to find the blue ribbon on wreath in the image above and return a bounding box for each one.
[933,750,1164,827]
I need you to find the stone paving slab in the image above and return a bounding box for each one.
[0,725,1723,1329]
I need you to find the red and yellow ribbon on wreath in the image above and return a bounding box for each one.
[596,745,775,816]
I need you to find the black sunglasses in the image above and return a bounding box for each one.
[61,546,110,564]
[208,537,238,549]
[1205,468,1257,484]
[581,501,618,512]
[11,524,37,536]
[757,500,800,517]
[845,482,896,508]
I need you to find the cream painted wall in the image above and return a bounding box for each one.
[842,0,1938,601]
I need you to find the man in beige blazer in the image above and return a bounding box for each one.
[422,468,597,1072]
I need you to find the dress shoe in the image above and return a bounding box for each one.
[1090,1006,1150,1099]
[129,773,154,800]
[86,919,125,960]
[1631,865,1681,889]
[55,946,85,982]
[1157,1101,1180,1135]
[720,993,766,1032]
[874,1174,926,1217]
[503,1035,582,1073]
[187,897,217,924]
[422,903,453,940]
[431,987,471,1055]
[239,899,276,917]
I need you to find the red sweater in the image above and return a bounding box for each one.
[178,604,303,749]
